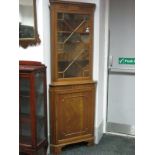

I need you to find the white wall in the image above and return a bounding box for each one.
[98,0,109,134]
[42,0,51,150]
[92,0,108,143]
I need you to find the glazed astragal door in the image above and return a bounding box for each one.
[57,12,92,80]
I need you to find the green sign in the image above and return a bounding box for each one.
[119,57,135,65]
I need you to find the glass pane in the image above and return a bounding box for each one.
[37,118,45,143]
[36,95,44,116]
[35,72,45,143]
[19,78,32,145]
[35,72,44,94]
[20,78,30,115]
[19,121,32,145]
[57,13,91,79]
[20,78,30,96]
[20,96,30,114]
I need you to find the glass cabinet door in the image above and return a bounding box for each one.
[35,72,46,143]
[19,78,32,145]
[57,13,91,79]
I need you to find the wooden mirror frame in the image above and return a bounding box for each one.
[19,0,41,48]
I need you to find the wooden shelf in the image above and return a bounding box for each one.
[58,31,71,33]
[58,31,90,35]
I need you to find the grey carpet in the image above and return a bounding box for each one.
[51,134,135,155]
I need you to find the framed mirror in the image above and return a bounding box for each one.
[19,0,40,48]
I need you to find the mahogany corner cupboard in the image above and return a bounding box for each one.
[19,61,48,155]
[49,1,96,154]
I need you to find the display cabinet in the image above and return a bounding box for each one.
[49,1,96,154]
[19,61,48,155]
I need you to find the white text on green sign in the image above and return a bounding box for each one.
[119,58,135,65]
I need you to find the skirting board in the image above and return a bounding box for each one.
[106,122,135,136]
[95,121,104,144]
[106,131,135,138]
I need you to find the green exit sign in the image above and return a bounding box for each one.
[119,57,135,65]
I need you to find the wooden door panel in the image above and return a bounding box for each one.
[61,94,86,135]
[56,88,93,140]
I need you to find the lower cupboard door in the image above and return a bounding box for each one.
[57,90,94,140]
